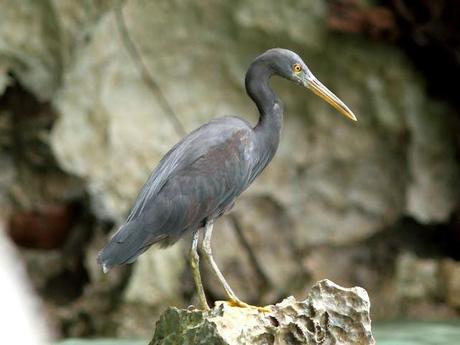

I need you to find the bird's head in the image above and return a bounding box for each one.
[261,48,357,121]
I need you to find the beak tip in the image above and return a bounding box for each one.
[343,111,357,122]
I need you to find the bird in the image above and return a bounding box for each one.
[98,48,357,311]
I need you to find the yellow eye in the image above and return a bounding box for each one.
[293,64,302,73]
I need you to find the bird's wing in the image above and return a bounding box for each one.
[98,116,254,270]
[125,116,253,223]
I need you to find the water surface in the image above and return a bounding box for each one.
[55,320,460,345]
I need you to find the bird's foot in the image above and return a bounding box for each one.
[221,298,271,313]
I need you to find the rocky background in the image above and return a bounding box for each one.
[0,0,459,340]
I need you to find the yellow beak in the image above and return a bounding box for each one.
[307,76,357,122]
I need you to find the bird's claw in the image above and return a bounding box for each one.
[223,299,271,313]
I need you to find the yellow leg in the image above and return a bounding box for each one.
[201,220,271,313]
[189,230,209,310]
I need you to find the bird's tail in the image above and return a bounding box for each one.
[97,221,152,273]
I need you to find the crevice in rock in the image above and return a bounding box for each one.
[380,0,460,111]
[0,76,56,169]
[366,216,460,261]
[42,255,90,305]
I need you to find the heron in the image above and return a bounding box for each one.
[98,48,357,311]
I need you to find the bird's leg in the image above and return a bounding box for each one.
[201,220,270,312]
[202,220,238,300]
[189,230,209,310]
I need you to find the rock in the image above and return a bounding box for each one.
[204,200,307,305]
[111,303,165,339]
[0,0,115,101]
[395,252,441,302]
[0,0,458,333]
[150,279,375,345]
[123,244,185,306]
[0,63,10,96]
[440,259,460,308]
[406,102,460,223]
[0,153,15,209]
[49,0,460,246]
[201,216,265,304]
[0,0,63,100]
[394,252,458,319]
[42,0,460,324]
[230,196,302,290]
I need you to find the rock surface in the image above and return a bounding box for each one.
[43,1,460,330]
[47,0,460,242]
[150,279,375,345]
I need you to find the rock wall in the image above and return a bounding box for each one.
[0,0,459,339]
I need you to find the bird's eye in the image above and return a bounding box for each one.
[293,64,302,73]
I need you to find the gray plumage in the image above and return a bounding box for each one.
[99,117,259,272]
[98,48,354,274]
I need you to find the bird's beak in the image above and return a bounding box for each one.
[305,75,357,122]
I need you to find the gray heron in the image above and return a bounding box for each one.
[98,48,357,311]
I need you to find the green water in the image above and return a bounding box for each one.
[373,320,460,345]
[55,320,460,345]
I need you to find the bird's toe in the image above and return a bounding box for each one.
[223,299,271,313]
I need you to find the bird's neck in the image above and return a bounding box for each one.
[245,62,283,156]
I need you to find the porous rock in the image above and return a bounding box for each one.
[150,279,375,345]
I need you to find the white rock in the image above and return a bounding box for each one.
[150,279,375,345]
